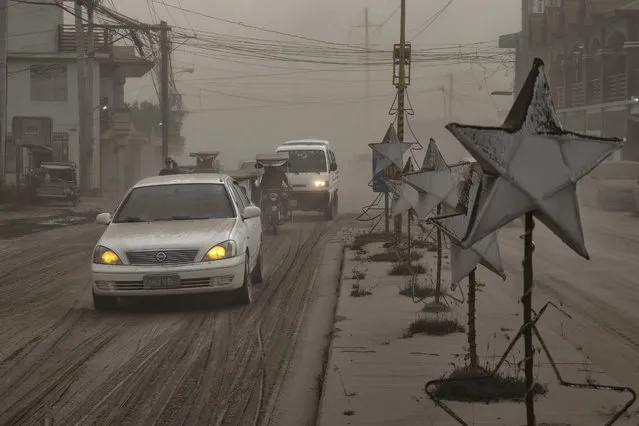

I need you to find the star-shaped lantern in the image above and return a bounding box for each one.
[445,58,623,259]
[394,139,455,219]
[369,125,413,175]
[432,161,506,284]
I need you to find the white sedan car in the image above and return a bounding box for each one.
[91,174,263,310]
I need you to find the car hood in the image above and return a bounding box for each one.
[99,218,237,252]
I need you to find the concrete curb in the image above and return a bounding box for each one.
[314,243,347,426]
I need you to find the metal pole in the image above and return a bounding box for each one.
[86,0,95,192]
[0,0,7,187]
[384,192,389,232]
[523,211,536,425]
[394,0,406,238]
[435,203,442,303]
[468,269,478,368]
[160,20,170,164]
[74,0,89,192]
[365,8,370,98]
[448,72,453,119]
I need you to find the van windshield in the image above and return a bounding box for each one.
[286,150,327,173]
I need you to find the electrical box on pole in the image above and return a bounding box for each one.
[392,43,411,88]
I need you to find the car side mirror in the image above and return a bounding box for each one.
[96,212,112,225]
[330,163,338,172]
[242,205,261,220]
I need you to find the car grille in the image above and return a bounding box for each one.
[126,249,199,265]
[95,276,234,291]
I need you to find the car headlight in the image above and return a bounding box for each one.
[269,192,278,201]
[314,180,328,188]
[93,245,122,265]
[202,240,238,261]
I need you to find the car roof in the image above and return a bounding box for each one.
[133,173,229,188]
[279,139,329,147]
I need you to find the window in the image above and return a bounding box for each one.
[30,64,68,101]
[229,183,247,212]
[286,149,327,173]
[328,150,336,165]
[113,183,235,222]
[234,182,251,207]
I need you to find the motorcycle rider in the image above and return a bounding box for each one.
[258,165,291,218]
[159,157,180,176]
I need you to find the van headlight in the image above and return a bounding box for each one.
[202,240,237,261]
[314,180,328,188]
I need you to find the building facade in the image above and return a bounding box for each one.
[4,0,153,193]
[501,0,639,161]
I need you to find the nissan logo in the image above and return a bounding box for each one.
[156,252,167,262]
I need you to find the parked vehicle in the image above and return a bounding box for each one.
[91,174,263,310]
[34,162,80,206]
[275,139,339,220]
[190,151,222,173]
[255,153,292,234]
[578,160,639,211]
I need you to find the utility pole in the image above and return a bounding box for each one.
[0,0,7,188]
[352,9,381,97]
[394,0,408,237]
[86,0,95,192]
[74,0,89,192]
[447,72,453,120]
[160,20,170,163]
[518,0,530,93]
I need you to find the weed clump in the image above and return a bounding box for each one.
[350,232,393,250]
[350,282,372,298]
[389,262,426,276]
[399,281,434,298]
[432,365,548,403]
[404,316,465,337]
[369,251,422,263]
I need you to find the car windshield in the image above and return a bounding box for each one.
[286,149,327,173]
[113,183,235,223]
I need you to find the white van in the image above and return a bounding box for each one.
[276,139,339,220]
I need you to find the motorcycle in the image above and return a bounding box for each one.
[261,189,283,234]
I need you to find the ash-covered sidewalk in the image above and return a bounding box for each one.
[0,196,115,239]
[317,230,637,426]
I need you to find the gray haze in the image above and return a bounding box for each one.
[112,0,519,209]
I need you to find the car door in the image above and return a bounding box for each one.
[328,150,339,189]
[231,182,260,266]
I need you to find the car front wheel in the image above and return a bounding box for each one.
[232,255,253,305]
[251,245,264,283]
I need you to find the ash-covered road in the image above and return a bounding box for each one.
[498,208,639,394]
[0,215,345,425]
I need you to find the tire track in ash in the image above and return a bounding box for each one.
[0,217,344,425]
[216,217,347,425]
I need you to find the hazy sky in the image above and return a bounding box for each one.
[111,0,521,166]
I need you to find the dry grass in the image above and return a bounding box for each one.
[350,232,393,250]
[432,365,548,403]
[350,282,372,297]
[404,316,465,337]
[389,262,426,276]
[369,250,422,263]
[399,281,434,298]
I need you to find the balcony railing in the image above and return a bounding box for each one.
[555,86,565,108]
[570,82,585,107]
[605,73,627,102]
[58,24,113,55]
[590,78,602,104]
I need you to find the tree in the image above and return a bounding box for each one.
[126,101,187,156]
